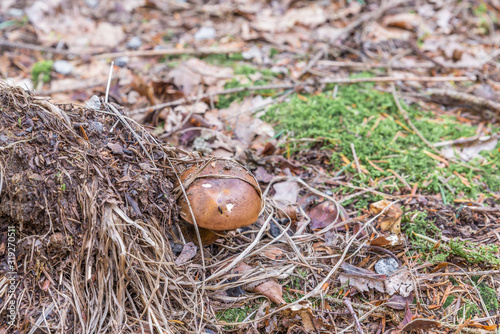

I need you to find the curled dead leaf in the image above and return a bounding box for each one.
[253,279,286,305]
[369,200,402,234]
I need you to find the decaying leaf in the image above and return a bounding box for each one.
[232,262,286,304]
[281,301,326,333]
[401,318,441,332]
[261,247,284,260]
[308,201,347,230]
[174,242,198,266]
[168,58,233,96]
[340,263,414,296]
[273,180,301,205]
[253,279,286,305]
[385,269,414,297]
[369,200,403,234]
[339,263,386,293]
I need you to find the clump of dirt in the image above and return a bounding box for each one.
[0,81,196,332]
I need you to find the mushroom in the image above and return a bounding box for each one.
[176,158,263,245]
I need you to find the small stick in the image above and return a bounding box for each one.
[128,75,476,115]
[317,60,482,70]
[427,88,500,115]
[105,61,114,104]
[297,46,326,79]
[38,80,107,95]
[350,143,362,175]
[93,46,241,59]
[434,132,500,147]
[387,169,411,191]
[0,39,79,56]
[321,75,475,84]
[390,83,449,159]
[344,298,365,334]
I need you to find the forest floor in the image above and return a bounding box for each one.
[0,0,500,333]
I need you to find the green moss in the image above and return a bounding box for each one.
[217,305,255,324]
[449,239,500,266]
[262,83,500,200]
[403,211,440,241]
[31,60,53,83]
[459,300,480,319]
[478,282,499,312]
[442,295,456,309]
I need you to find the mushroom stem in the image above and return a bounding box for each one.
[180,222,222,246]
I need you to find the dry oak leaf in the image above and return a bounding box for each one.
[369,200,403,234]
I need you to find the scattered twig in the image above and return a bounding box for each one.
[0,39,79,56]
[129,76,475,116]
[343,298,365,334]
[433,132,500,147]
[93,46,242,60]
[390,83,451,161]
[350,143,362,175]
[427,88,500,115]
[317,60,484,69]
[330,0,411,42]
[297,46,326,79]
[321,75,475,84]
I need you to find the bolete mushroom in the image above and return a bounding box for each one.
[176,158,263,245]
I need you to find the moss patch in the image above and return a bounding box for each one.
[31,60,53,83]
[263,81,500,200]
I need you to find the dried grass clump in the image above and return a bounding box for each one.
[0,80,214,333]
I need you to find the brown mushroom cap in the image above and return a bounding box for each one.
[177,158,262,231]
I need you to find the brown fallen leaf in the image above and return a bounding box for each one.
[339,263,386,293]
[369,200,403,234]
[284,301,324,333]
[401,318,441,332]
[253,279,286,305]
[107,142,124,155]
[308,201,347,230]
[261,247,284,260]
[174,242,198,266]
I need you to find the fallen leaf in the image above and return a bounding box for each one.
[339,263,387,293]
[253,279,286,305]
[308,201,347,230]
[441,136,499,162]
[401,319,441,332]
[174,242,198,266]
[369,200,403,234]
[168,58,233,96]
[273,180,301,205]
[254,166,274,183]
[382,13,423,31]
[385,269,414,297]
[261,247,283,260]
[107,142,124,155]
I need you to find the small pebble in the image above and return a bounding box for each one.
[88,121,103,133]
[115,56,129,67]
[8,8,24,17]
[242,46,262,60]
[194,27,216,41]
[269,221,281,238]
[85,0,99,8]
[126,36,142,50]
[53,60,73,76]
[170,242,184,256]
[374,257,399,275]
[86,95,101,110]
